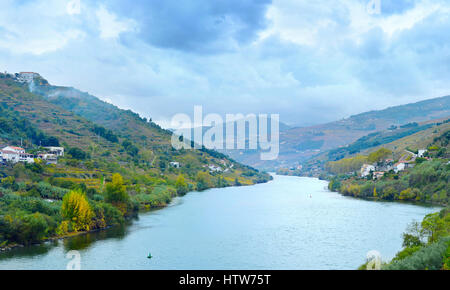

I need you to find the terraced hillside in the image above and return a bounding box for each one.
[0,72,271,247]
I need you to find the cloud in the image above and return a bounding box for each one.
[104,0,272,53]
[1,0,450,127]
[96,6,137,40]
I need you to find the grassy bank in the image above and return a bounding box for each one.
[0,160,271,249]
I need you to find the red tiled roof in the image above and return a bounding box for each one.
[6,146,24,150]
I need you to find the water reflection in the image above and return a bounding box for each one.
[0,223,130,261]
[62,224,128,251]
[0,241,57,260]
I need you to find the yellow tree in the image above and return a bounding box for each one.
[61,190,94,232]
[175,175,188,194]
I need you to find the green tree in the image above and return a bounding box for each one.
[175,175,188,195]
[68,147,88,160]
[368,148,392,163]
[105,173,129,204]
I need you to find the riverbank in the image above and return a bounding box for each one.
[0,176,273,252]
[0,175,439,270]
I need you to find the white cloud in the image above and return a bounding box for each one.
[0,0,85,55]
[1,0,450,127]
[96,6,137,40]
[67,0,82,15]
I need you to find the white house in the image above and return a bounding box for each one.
[373,172,385,180]
[19,153,35,163]
[0,150,20,163]
[169,161,180,168]
[1,146,36,163]
[44,146,64,157]
[394,162,406,173]
[207,164,223,172]
[2,146,25,154]
[16,72,39,83]
[39,153,57,165]
[418,149,427,158]
[360,164,376,177]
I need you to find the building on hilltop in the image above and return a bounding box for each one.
[16,72,39,83]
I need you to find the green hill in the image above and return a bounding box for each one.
[0,72,270,248]
[295,118,450,175]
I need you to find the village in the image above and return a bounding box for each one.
[0,145,64,165]
[360,149,429,180]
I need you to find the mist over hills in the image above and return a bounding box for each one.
[0,72,270,185]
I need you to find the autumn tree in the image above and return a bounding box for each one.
[61,190,94,232]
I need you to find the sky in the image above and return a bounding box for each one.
[1,0,450,128]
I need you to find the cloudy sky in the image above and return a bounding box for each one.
[1,0,450,127]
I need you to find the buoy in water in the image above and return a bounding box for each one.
[147,253,152,259]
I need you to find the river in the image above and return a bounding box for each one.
[0,175,440,270]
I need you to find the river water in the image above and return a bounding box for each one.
[0,175,439,270]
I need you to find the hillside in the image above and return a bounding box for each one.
[0,72,270,247]
[228,96,450,169]
[321,120,449,206]
[295,118,450,175]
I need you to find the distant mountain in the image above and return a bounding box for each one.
[224,95,450,170]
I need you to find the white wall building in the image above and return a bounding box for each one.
[394,162,406,173]
[3,146,25,154]
[44,146,64,157]
[16,72,39,83]
[207,164,223,172]
[169,161,180,168]
[1,146,34,164]
[0,150,20,163]
[19,153,35,163]
[39,153,57,164]
[418,149,427,158]
[360,164,375,177]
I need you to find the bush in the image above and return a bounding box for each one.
[68,147,88,160]
[384,237,450,270]
[36,182,69,199]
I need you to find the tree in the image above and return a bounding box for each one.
[105,173,129,204]
[175,175,188,195]
[196,172,213,191]
[61,190,94,232]
[368,148,392,163]
[68,147,88,160]
[421,213,446,243]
